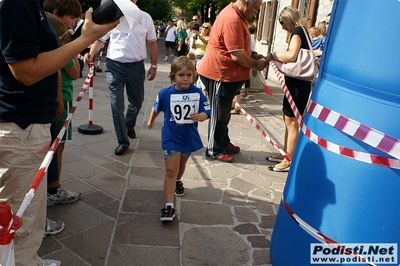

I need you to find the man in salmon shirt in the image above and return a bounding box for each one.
[198,0,267,162]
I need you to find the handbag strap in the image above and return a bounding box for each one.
[300,26,313,52]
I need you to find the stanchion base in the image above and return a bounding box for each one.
[78,124,103,135]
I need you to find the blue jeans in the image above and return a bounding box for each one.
[106,58,145,145]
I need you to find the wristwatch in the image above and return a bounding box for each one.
[151,64,158,70]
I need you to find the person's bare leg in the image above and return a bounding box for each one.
[243,87,249,98]
[164,153,180,203]
[48,143,65,189]
[269,115,287,161]
[176,155,189,181]
[274,116,298,169]
[231,95,241,113]
[165,47,169,59]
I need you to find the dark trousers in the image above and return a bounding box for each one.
[106,58,145,145]
[200,75,244,157]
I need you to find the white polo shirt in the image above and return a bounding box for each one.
[101,10,157,63]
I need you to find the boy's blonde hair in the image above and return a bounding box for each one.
[169,56,196,82]
[308,27,321,39]
[186,52,196,61]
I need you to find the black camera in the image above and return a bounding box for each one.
[72,0,122,40]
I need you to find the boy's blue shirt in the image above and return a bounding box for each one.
[154,84,210,152]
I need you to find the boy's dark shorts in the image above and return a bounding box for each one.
[165,41,176,48]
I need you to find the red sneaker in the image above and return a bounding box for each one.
[224,143,240,154]
[216,153,234,163]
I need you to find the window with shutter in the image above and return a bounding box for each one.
[257,1,277,44]
[291,0,318,29]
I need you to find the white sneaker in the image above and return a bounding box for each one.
[164,56,168,61]
[170,54,175,57]
[44,218,65,236]
[43,259,61,266]
[47,185,80,207]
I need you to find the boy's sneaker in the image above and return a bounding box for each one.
[47,185,81,207]
[224,143,240,154]
[42,259,61,266]
[160,206,175,222]
[164,56,168,61]
[175,181,185,196]
[44,218,65,237]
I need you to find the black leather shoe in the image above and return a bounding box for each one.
[115,144,129,155]
[127,129,136,139]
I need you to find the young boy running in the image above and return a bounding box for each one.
[147,56,210,221]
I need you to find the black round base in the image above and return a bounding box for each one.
[78,124,103,135]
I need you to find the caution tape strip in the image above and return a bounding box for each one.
[300,121,400,169]
[308,100,400,160]
[233,100,291,162]
[257,71,272,97]
[281,197,376,266]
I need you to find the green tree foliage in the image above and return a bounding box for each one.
[136,0,172,21]
[172,0,230,22]
[79,0,172,21]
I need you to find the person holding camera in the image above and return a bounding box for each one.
[191,22,212,60]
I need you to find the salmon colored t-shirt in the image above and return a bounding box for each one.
[197,3,251,82]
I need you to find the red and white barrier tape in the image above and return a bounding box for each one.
[16,63,94,218]
[233,100,291,162]
[300,121,400,169]
[257,71,272,97]
[281,197,376,266]
[308,100,400,160]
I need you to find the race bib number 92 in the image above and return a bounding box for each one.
[170,93,200,124]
